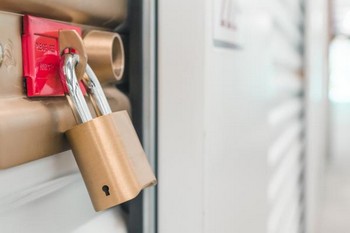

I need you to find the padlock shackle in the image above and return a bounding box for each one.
[61,53,93,123]
[84,64,112,116]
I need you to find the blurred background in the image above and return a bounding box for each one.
[157,0,350,232]
[320,0,350,232]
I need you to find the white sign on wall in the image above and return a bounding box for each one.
[213,0,243,48]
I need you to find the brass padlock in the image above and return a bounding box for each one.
[60,52,156,211]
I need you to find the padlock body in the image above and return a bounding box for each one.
[66,110,156,211]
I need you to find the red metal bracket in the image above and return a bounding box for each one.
[22,15,86,97]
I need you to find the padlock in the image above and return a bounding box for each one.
[60,52,157,211]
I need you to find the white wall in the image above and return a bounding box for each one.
[158,1,206,231]
[305,0,330,232]
[158,0,289,232]
[202,1,273,232]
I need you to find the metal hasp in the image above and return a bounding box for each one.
[59,30,87,82]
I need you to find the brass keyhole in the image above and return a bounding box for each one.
[102,185,110,196]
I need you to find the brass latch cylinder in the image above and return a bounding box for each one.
[83,31,125,84]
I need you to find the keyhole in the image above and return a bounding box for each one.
[102,185,110,196]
